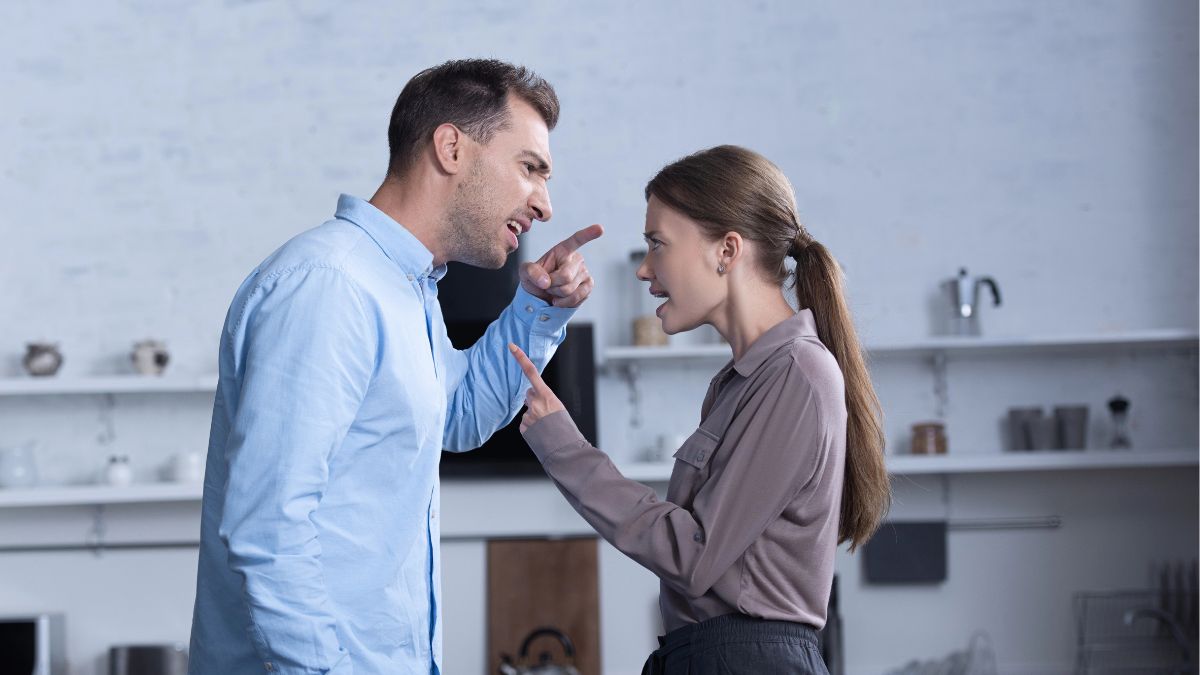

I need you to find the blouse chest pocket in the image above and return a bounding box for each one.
[673,427,721,471]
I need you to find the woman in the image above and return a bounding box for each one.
[508,145,891,674]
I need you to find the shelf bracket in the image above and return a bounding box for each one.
[97,393,117,447]
[619,363,642,429]
[87,504,107,557]
[931,351,949,419]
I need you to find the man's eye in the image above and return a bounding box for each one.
[524,163,536,173]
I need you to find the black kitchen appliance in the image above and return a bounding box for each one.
[0,613,65,675]
[437,260,597,477]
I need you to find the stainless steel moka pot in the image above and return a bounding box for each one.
[942,267,1001,336]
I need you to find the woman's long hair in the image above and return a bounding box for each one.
[645,145,890,550]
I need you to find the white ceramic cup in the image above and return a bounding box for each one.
[168,451,204,483]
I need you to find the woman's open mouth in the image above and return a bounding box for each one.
[650,288,669,316]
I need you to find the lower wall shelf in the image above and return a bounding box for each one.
[0,449,1193,507]
[619,448,1199,482]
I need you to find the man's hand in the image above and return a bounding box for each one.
[519,224,604,308]
[508,343,567,433]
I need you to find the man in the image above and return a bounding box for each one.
[189,59,602,674]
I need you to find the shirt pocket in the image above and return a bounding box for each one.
[672,427,720,471]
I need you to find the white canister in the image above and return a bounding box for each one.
[104,456,134,487]
[167,451,204,483]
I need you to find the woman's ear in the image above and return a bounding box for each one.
[718,231,743,273]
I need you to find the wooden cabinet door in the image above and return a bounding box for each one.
[487,537,600,674]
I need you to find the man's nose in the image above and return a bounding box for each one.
[530,183,552,222]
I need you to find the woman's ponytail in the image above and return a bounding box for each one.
[793,237,890,551]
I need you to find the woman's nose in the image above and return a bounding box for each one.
[636,257,652,281]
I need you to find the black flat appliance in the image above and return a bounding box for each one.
[437,260,597,477]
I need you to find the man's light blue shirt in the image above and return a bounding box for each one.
[189,195,572,674]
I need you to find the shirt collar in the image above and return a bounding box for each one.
[334,193,447,280]
[732,308,820,377]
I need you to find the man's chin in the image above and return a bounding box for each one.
[455,247,509,270]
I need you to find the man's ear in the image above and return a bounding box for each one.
[431,123,466,175]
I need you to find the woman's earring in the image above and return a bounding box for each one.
[717,264,726,275]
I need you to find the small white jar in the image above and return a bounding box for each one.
[104,456,134,487]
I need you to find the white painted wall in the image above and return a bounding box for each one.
[0,1,1196,673]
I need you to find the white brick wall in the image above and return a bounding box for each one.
[0,1,1195,673]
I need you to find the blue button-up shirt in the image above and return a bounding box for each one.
[189,195,572,674]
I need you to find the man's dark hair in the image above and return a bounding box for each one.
[386,59,559,178]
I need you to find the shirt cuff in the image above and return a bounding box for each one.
[512,286,575,336]
[522,410,587,462]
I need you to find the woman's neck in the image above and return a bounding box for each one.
[711,283,796,361]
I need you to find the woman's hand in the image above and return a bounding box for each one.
[508,343,566,433]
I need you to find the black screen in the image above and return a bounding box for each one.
[437,260,598,477]
[0,621,36,674]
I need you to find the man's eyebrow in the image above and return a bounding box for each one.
[519,150,552,178]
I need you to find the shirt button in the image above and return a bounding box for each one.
[406,274,415,281]
[431,510,438,520]
[538,315,550,322]
[264,663,274,672]
[693,532,703,542]
[524,305,534,313]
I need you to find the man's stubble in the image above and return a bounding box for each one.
[444,159,509,270]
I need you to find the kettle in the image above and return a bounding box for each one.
[941,267,1001,336]
[498,627,581,675]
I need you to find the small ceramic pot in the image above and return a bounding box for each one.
[131,340,170,376]
[23,342,63,377]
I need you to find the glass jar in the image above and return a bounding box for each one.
[910,422,948,455]
[628,250,667,346]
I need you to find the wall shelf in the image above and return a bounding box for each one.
[602,328,1198,365]
[0,482,204,508]
[0,450,1191,514]
[0,375,219,397]
[883,448,1198,475]
[618,448,1198,482]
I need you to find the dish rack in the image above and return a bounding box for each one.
[1074,590,1197,674]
